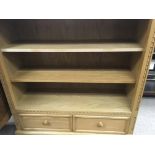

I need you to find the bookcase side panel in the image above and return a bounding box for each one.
[128,20,155,133]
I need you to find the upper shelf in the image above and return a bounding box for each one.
[10,69,135,83]
[1,43,143,52]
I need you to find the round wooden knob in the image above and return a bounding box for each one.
[97,121,104,127]
[42,120,50,126]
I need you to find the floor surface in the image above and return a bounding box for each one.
[134,97,155,135]
[0,97,154,135]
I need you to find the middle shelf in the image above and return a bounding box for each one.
[10,69,135,83]
[3,49,139,84]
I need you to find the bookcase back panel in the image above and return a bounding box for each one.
[0,19,150,45]
[16,83,127,94]
[4,52,136,69]
[8,19,143,42]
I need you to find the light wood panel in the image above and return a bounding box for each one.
[16,92,131,115]
[128,20,155,133]
[10,69,135,83]
[2,43,143,52]
[16,130,91,135]
[19,114,72,132]
[74,115,129,134]
[15,130,126,135]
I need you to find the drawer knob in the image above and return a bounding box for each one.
[42,120,50,126]
[97,121,104,127]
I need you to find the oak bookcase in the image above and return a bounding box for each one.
[0,20,155,134]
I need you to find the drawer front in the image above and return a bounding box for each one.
[19,114,72,132]
[74,116,129,134]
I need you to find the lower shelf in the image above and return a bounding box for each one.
[144,79,155,96]
[143,91,155,96]
[16,92,131,115]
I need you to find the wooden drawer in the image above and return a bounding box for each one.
[18,114,72,132]
[73,115,130,134]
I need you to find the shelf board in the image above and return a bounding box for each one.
[144,91,155,96]
[10,69,135,83]
[2,43,143,52]
[16,92,131,115]
[147,79,155,81]
[147,72,155,81]
[148,70,155,74]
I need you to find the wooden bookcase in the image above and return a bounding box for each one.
[0,20,154,134]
